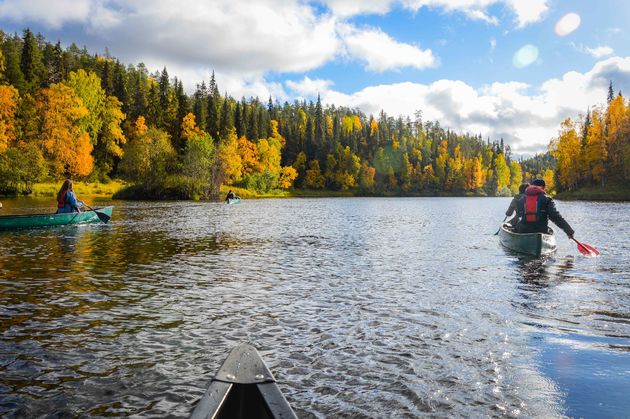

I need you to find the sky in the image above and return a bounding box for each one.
[1,0,629,155]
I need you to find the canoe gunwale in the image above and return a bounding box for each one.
[0,206,113,230]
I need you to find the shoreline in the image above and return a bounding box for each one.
[3,182,629,202]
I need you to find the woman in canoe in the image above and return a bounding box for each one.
[56,180,84,214]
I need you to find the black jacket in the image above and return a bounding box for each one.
[516,187,574,237]
[505,193,523,217]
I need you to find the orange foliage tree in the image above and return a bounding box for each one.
[37,83,93,177]
[0,84,18,151]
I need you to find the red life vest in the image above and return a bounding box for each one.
[524,185,544,223]
[57,190,67,208]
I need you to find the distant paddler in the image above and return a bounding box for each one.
[505,183,529,227]
[515,179,599,256]
[56,179,84,214]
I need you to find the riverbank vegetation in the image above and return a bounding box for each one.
[0,28,560,200]
[548,82,630,200]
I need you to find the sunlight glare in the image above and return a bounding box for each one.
[513,45,539,68]
[555,13,581,36]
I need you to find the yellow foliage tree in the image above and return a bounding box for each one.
[542,169,555,194]
[508,161,522,194]
[305,159,325,189]
[493,153,510,191]
[550,118,581,190]
[279,166,298,189]
[463,156,484,191]
[605,95,626,177]
[257,137,281,175]
[181,112,205,141]
[99,95,126,158]
[37,83,93,177]
[238,136,261,177]
[359,161,376,190]
[584,108,606,185]
[219,128,243,184]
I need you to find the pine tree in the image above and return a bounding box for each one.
[314,94,325,149]
[190,81,206,132]
[219,95,232,141]
[101,59,114,96]
[3,35,26,91]
[20,28,46,91]
[207,71,220,139]
[607,80,614,104]
[234,101,243,138]
[113,60,128,112]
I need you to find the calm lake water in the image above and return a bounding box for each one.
[0,197,629,418]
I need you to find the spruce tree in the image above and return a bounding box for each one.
[20,28,46,91]
[607,80,614,104]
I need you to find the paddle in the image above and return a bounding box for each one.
[494,216,508,235]
[82,203,110,224]
[572,237,600,257]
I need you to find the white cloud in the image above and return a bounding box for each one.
[0,0,92,28]
[463,9,498,25]
[573,44,615,59]
[320,57,630,154]
[286,76,334,97]
[503,0,548,27]
[319,0,548,27]
[319,0,393,17]
[339,25,437,72]
[402,0,547,27]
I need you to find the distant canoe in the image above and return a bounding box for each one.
[0,206,113,230]
[226,198,241,205]
[190,344,297,419]
[499,223,556,257]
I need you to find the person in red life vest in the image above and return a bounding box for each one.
[505,182,529,226]
[56,180,84,214]
[515,179,574,238]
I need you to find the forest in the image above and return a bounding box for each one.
[0,28,562,199]
[549,82,630,194]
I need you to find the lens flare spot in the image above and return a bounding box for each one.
[512,45,539,68]
[555,13,581,36]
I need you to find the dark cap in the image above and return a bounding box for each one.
[532,179,545,187]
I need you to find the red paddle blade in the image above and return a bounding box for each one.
[575,240,600,257]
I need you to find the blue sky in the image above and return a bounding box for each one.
[1,0,629,154]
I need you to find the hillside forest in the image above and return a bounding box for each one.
[3,28,620,200]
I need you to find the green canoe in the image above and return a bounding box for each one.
[0,206,113,230]
[226,198,241,205]
[190,344,297,419]
[499,223,556,257]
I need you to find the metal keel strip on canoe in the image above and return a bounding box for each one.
[190,344,297,419]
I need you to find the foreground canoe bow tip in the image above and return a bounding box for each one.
[190,344,297,419]
[572,238,601,257]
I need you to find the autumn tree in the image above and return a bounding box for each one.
[0,84,18,151]
[37,83,93,177]
[550,118,581,191]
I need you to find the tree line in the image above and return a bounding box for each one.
[550,82,630,192]
[0,28,556,199]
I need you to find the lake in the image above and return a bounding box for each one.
[0,197,629,418]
